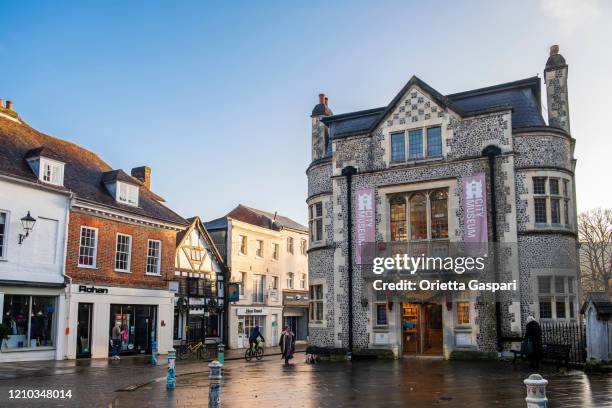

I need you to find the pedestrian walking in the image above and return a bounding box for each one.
[524,316,542,370]
[111,322,122,360]
[279,326,295,365]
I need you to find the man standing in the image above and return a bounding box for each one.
[111,322,122,360]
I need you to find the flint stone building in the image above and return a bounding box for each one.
[306,46,579,358]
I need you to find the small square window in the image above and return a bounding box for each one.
[533,177,546,195]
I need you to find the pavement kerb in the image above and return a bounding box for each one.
[117,350,305,392]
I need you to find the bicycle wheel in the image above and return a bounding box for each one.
[178,346,187,360]
[255,346,264,360]
[244,348,252,362]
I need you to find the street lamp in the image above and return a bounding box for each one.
[18,211,36,244]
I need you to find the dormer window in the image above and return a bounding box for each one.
[40,158,65,185]
[117,181,139,206]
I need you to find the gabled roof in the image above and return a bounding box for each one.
[176,216,224,266]
[322,75,545,139]
[0,115,187,226]
[205,204,308,233]
[24,146,64,162]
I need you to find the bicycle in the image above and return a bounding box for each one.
[244,341,264,361]
[177,341,206,360]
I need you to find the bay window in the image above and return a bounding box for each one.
[532,176,572,227]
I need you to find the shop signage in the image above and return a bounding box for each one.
[463,173,488,255]
[78,285,108,294]
[282,291,310,307]
[236,307,267,315]
[228,283,240,302]
[355,187,375,264]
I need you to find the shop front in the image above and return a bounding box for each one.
[66,284,174,359]
[229,305,283,349]
[282,290,309,342]
[0,284,66,362]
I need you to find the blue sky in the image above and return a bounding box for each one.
[2,1,610,224]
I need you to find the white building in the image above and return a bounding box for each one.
[0,105,71,362]
[206,205,309,349]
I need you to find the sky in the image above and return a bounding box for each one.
[1,0,611,224]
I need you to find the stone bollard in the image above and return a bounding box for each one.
[151,340,158,366]
[208,360,223,408]
[524,374,548,408]
[217,343,225,366]
[166,350,176,390]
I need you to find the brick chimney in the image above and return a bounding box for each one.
[5,100,12,111]
[131,166,151,189]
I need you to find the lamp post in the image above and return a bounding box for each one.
[18,211,36,244]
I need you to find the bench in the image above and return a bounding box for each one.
[511,343,571,369]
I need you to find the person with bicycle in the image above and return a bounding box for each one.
[249,325,265,351]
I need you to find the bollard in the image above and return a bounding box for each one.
[217,343,225,366]
[524,374,548,408]
[208,360,223,408]
[151,340,158,366]
[166,350,176,390]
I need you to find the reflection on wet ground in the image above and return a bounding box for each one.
[114,357,612,408]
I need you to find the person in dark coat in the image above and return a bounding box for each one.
[249,325,265,351]
[525,316,542,369]
[279,326,295,365]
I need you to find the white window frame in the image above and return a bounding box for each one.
[39,158,65,186]
[255,239,264,258]
[309,284,324,324]
[117,182,139,206]
[146,239,162,276]
[114,233,132,273]
[300,239,307,255]
[78,226,98,268]
[286,272,294,289]
[271,242,279,261]
[0,210,9,260]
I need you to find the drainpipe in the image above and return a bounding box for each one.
[342,166,357,353]
[61,194,74,360]
[481,145,502,351]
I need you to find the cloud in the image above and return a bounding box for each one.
[539,0,606,33]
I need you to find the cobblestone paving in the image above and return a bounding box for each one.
[1,354,611,408]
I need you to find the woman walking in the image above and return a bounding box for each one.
[279,326,295,365]
[525,316,542,369]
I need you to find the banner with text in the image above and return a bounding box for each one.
[463,173,488,256]
[355,187,376,264]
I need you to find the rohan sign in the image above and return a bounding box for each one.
[78,285,109,294]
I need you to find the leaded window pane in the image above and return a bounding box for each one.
[408,129,423,159]
[426,127,442,157]
[391,132,405,162]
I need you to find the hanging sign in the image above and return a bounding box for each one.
[355,187,376,264]
[463,173,488,255]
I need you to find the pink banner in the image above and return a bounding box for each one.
[463,173,488,255]
[355,188,375,264]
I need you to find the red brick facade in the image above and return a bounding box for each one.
[66,210,178,289]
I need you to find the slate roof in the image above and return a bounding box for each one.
[0,115,188,226]
[205,204,307,233]
[322,76,546,140]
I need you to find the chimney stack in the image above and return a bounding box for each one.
[324,97,329,107]
[318,93,325,105]
[0,99,4,108]
[131,166,151,189]
[544,44,570,133]
[5,100,12,111]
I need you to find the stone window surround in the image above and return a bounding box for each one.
[389,125,445,164]
[378,179,458,243]
[530,268,577,321]
[306,195,330,250]
[524,170,573,231]
[308,278,327,328]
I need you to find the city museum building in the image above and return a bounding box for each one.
[306,46,580,358]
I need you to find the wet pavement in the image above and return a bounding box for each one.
[0,353,611,407]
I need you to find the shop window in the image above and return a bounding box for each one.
[2,295,55,349]
[0,211,7,258]
[78,226,98,267]
[309,202,324,243]
[375,304,388,326]
[146,240,162,275]
[309,284,324,322]
[457,302,470,325]
[239,235,247,255]
[114,233,132,272]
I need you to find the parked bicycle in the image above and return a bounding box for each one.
[177,341,210,360]
[244,341,264,361]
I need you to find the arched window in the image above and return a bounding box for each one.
[410,193,427,240]
[430,190,448,239]
[389,196,407,241]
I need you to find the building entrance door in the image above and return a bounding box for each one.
[401,303,443,356]
[76,303,93,358]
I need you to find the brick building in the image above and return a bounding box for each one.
[306,45,579,358]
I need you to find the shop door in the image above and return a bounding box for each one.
[237,317,246,348]
[284,316,298,338]
[135,306,157,354]
[401,303,443,356]
[76,303,93,358]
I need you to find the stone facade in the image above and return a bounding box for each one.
[306,47,580,358]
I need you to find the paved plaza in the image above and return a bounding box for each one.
[0,351,610,408]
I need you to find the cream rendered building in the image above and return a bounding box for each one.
[205,205,308,349]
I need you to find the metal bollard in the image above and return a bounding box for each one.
[524,374,548,408]
[209,360,223,408]
[151,340,158,366]
[166,350,176,390]
[217,343,225,366]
